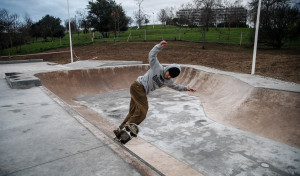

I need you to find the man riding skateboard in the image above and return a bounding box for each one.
[114,40,196,144]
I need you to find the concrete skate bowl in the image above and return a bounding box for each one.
[35,65,300,148]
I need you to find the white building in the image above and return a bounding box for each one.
[176,7,247,27]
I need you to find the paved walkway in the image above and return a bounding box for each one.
[0,78,143,176]
[0,60,156,176]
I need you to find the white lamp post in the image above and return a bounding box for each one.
[67,0,73,63]
[152,12,154,29]
[251,0,262,75]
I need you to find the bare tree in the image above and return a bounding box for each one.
[111,6,119,39]
[65,18,77,33]
[128,16,133,27]
[221,0,247,42]
[76,9,89,37]
[0,9,20,56]
[111,4,127,39]
[158,9,168,26]
[223,0,247,27]
[133,0,144,38]
[17,14,32,52]
[144,14,150,29]
[165,7,176,25]
[134,0,144,28]
[249,0,299,48]
[176,3,195,27]
[194,0,222,31]
[0,9,8,53]
[158,7,176,27]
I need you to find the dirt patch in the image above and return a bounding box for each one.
[3,41,300,84]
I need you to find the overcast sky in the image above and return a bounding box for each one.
[0,0,248,24]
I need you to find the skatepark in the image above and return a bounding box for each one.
[0,60,299,176]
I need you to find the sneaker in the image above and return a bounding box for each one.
[113,128,121,138]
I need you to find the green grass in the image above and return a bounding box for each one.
[1,25,299,57]
[108,26,253,45]
[0,32,94,56]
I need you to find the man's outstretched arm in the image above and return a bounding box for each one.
[148,40,167,67]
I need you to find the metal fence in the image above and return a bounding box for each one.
[95,28,253,46]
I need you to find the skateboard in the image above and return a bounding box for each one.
[114,123,139,144]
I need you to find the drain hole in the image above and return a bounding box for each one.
[261,163,269,168]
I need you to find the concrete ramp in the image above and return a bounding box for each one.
[35,65,300,175]
[35,65,300,147]
[176,66,300,147]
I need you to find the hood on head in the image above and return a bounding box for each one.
[163,64,181,78]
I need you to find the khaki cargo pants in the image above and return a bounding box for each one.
[119,81,148,128]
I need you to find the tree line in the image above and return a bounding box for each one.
[0,0,131,56]
[249,0,300,48]
[0,10,66,56]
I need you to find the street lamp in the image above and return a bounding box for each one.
[67,0,73,63]
[251,0,262,75]
[152,12,154,29]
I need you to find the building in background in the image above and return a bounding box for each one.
[176,7,247,28]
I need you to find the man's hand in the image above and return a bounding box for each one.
[188,88,196,92]
[160,40,167,47]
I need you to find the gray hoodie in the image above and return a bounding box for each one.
[137,43,188,95]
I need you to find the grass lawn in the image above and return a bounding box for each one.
[1,25,299,57]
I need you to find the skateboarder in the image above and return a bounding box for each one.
[114,40,196,143]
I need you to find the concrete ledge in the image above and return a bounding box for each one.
[0,59,43,64]
[100,61,143,67]
[64,60,143,69]
[5,72,42,89]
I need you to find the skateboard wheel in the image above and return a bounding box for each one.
[118,130,131,144]
[125,123,139,137]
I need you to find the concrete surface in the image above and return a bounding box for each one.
[0,78,141,176]
[76,89,300,176]
[5,72,42,89]
[182,64,300,93]
[1,60,300,176]
[0,59,43,64]
[2,60,143,89]
[0,61,161,176]
[64,60,143,69]
[36,64,300,147]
